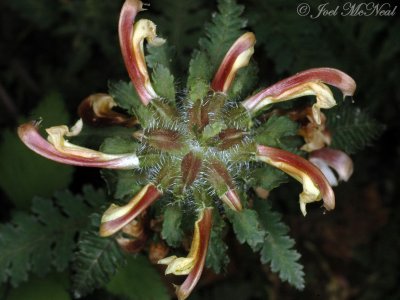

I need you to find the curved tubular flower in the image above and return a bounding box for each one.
[256,145,335,216]
[99,184,162,237]
[309,148,354,186]
[18,122,139,169]
[242,68,356,124]
[158,207,212,300]
[78,93,138,127]
[119,0,165,105]
[211,32,256,93]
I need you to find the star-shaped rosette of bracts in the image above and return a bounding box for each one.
[18,0,356,298]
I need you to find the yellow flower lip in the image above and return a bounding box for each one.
[257,145,335,216]
[18,121,139,169]
[242,67,356,124]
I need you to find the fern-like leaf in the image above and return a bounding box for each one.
[150,0,209,71]
[0,186,106,287]
[226,209,265,251]
[151,65,176,104]
[199,0,247,69]
[187,51,213,101]
[161,205,184,247]
[254,199,305,289]
[146,43,172,70]
[255,115,299,149]
[326,103,385,154]
[228,62,258,99]
[108,81,153,127]
[146,43,176,104]
[72,214,126,298]
[250,164,289,191]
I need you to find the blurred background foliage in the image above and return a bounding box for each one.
[0,0,399,299]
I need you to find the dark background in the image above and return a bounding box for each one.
[0,0,399,299]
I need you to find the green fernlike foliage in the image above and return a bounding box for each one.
[108,80,153,127]
[73,216,169,299]
[187,0,250,101]
[0,186,106,287]
[326,102,385,154]
[150,0,210,72]
[254,199,305,289]
[227,201,305,289]
[72,214,126,298]
[226,209,265,251]
[200,0,246,69]
[0,187,169,299]
[161,205,184,247]
[146,43,177,104]
[255,115,299,149]
[206,213,230,273]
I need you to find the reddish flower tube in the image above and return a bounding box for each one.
[158,208,213,300]
[309,148,354,185]
[99,184,162,237]
[18,122,139,169]
[257,145,335,215]
[119,0,165,105]
[211,32,256,93]
[242,68,356,124]
[78,93,138,127]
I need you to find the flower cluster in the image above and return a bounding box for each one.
[18,0,355,298]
